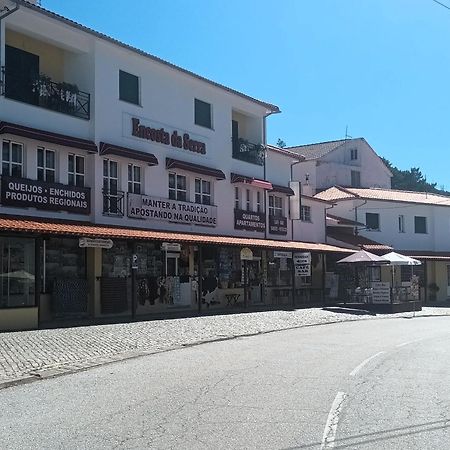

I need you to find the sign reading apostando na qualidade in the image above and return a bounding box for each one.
[128,193,217,227]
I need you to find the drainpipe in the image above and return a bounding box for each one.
[353,200,367,235]
[0,2,20,87]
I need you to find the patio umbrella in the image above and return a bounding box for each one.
[337,250,388,265]
[381,252,421,266]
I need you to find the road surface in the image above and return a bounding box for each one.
[1,316,449,449]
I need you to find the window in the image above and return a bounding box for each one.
[414,216,427,234]
[2,140,23,177]
[398,215,405,233]
[235,187,240,209]
[350,148,358,160]
[169,172,187,201]
[269,195,283,217]
[119,70,139,105]
[351,170,361,187]
[194,98,212,129]
[37,148,55,183]
[300,205,311,222]
[256,191,262,212]
[246,189,251,211]
[366,212,380,231]
[195,178,211,205]
[128,164,142,194]
[103,159,121,215]
[68,154,85,187]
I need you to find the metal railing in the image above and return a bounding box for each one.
[1,67,90,120]
[231,137,265,166]
[102,189,124,216]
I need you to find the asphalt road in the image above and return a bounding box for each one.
[0,316,449,449]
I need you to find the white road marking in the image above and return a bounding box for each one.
[349,351,386,377]
[321,391,347,449]
[396,339,422,348]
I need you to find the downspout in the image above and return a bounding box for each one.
[0,2,20,89]
[353,200,367,235]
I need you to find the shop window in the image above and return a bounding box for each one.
[0,237,35,308]
[169,172,187,201]
[234,186,241,210]
[119,70,139,105]
[128,164,142,194]
[414,216,427,234]
[37,147,56,183]
[195,178,211,205]
[194,98,212,129]
[300,205,311,222]
[366,212,380,231]
[351,170,361,187]
[267,255,291,286]
[246,189,251,211]
[2,140,23,177]
[256,191,263,212]
[398,215,405,233]
[269,195,283,217]
[44,238,86,293]
[68,154,85,187]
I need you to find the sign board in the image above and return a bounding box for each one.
[1,176,90,215]
[294,252,311,265]
[371,282,391,304]
[234,209,266,232]
[128,193,217,227]
[161,242,181,252]
[295,264,311,277]
[240,247,253,261]
[274,251,292,259]
[131,254,138,270]
[269,216,288,235]
[79,238,113,249]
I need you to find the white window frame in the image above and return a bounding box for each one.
[414,216,427,234]
[398,214,405,233]
[128,164,142,194]
[103,159,119,193]
[269,195,283,217]
[350,148,358,160]
[68,154,85,187]
[300,205,312,222]
[195,178,211,205]
[2,140,23,178]
[366,212,380,231]
[37,147,56,183]
[246,189,251,211]
[256,191,262,213]
[169,172,187,201]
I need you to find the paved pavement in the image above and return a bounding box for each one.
[1,306,449,388]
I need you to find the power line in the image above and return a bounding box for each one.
[431,0,450,11]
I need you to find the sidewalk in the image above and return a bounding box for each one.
[1,306,449,389]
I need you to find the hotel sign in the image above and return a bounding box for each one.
[128,193,217,227]
[269,216,288,235]
[1,176,90,214]
[234,209,266,232]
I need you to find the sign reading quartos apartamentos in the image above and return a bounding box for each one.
[1,176,90,215]
[234,209,266,232]
[131,117,207,154]
[128,193,217,227]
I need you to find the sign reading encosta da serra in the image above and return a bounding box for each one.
[128,193,217,227]
[1,176,90,214]
[131,117,206,154]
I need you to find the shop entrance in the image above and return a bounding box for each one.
[247,259,263,305]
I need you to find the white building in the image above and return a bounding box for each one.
[0,0,348,330]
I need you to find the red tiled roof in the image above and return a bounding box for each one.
[327,229,393,253]
[0,217,353,253]
[401,250,450,261]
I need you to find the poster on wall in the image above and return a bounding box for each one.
[128,193,217,227]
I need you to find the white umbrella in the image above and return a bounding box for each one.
[382,252,421,266]
[337,249,388,265]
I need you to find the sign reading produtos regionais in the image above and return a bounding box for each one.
[128,193,217,227]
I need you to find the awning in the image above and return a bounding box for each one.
[327,228,393,254]
[0,217,353,253]
[100,142,158,166]
[0,121,98,153]
[401,251,450,261]
[230,173,273,190]
[166,158,226,180]
[270,184,295,196]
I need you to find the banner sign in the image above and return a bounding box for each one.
[128,193,217,227]
[234,209,266,232]
[79,238,113,249]
[1,176,90,214]
[269,215,288,235]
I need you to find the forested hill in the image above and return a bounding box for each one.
[382,158,450,196]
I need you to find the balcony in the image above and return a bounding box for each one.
[2,67,90,120]
[232,137,265,166]
[102,189,125,217]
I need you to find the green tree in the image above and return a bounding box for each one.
[276,138,286,148]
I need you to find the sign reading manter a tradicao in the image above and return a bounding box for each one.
[1,176,90,214]
[128,193,217,227]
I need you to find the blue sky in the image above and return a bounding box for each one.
[43,0,450,189]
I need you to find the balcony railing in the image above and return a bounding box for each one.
[1,67,90,120]
[102,189,124,216]
[232,137,265,166]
